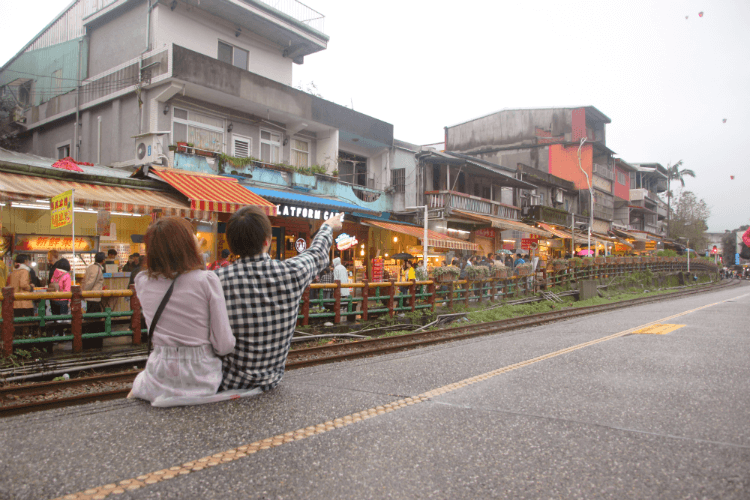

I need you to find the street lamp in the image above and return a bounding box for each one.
[406,205,428,273]
[577,138,593,255]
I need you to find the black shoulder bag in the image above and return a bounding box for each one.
[147,277,178,355]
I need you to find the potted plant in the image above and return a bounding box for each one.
[515,263,533,276]
[168,144,177,152]
[176,142,188,153]
[494,266,510,278]
[568,257,582,268]
[550,258,568,272]
[581,257,594,267]
[432,265,460,283]
[594,255,605,265]
[466,266,488,281]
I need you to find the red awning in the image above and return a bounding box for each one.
[362,220,479,251]
[150,167,277,216]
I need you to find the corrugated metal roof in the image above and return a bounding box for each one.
[0,148,134,179]
[245,186,381,215]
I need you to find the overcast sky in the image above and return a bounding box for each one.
[1,0,748,232]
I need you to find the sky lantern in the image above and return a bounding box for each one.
[699,11,704,17]
[722,118,727,123]
[730,175,735,180]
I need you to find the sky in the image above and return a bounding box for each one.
[1,0,748,232]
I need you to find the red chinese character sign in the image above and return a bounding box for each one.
[50,190,73,229]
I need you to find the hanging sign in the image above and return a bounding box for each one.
[295,238,307,253]
[475,228,496,238]
[14,235,98,252]
[276,204,340,220]
[335,233,358,251]
[97,211,111,236]
[50,190,73,229]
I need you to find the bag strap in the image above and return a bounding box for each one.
[147,276,177,355]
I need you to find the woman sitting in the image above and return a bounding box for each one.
[129,217,235,405]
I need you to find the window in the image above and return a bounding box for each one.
[482,186,491,200]
[291,138,309,167]
[617,171,627,185]
[631,174,637,189]
[260,130,281,163]
[57,144,70,159]
[218,41,248,71]
[392,168,405,193]
[172,107,225,152]
[432,164,441,190]
[232,135,252,158]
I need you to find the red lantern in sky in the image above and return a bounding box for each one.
[699,11,704,17]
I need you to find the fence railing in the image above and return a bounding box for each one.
[0,259,716,356]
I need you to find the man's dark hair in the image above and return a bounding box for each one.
[516,253,522,258]
[131,253,140,259]
[95,252,106,263]
[226,206,272,258]
[221,249,231,258]
[15,254,29,264]
[107,249,118,257]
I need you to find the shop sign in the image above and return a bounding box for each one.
[521,236,539,250]
[295,238,307,253]
[475,228,496,238]
[97,211,111,236]
[335,233,358,251]
[614,243,630,253]
[276,204,339,221]
[14,234,98,252]
[645,241,656,251]
[50,190,73,229]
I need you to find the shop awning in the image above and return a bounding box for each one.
[610,227,639,240]
[362,220,479,251]
[453,210,553,238]
[149,167,277,216]
[244,186,381,216]
[551,227,611,246]
[537,222,571,239]
[0,171,209,218]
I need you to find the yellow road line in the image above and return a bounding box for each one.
[633,323,686,335]
[52,294,746,500]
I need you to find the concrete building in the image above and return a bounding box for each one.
[0,0,392,186]
[444,106,616,237]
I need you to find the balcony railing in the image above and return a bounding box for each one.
[593,163,614,181]
[258,0,326,33]
[630,188,659,203]
[426,191,520,220]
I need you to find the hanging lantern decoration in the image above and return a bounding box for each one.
[698,11,704,17]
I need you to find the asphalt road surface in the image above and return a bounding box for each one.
[2,282,749,499]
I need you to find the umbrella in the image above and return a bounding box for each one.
[577,249,594,256]
[391,253,416,260]
[495,249,513,254]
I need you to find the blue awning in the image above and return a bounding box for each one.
[244,186,381,216]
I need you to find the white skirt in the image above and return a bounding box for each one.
[131,344,223,404]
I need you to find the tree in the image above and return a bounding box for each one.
[665,160,696,238]
[670,190,710,251]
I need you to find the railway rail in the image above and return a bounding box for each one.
[0,279,739,417]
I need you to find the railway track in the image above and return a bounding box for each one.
[1,280,739,417]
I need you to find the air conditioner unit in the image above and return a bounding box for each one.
[133,132,170,166]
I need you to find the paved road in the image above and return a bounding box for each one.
[2,282,749,499]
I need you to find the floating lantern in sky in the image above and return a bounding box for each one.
[699,11,704,17]
[730,176,735,180]
[722,118,727,123]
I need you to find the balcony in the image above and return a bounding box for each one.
[593,163,614,181]
[257,0,326,33]
[525,205,570,226]
[426,191,520,220]
[630,188,659,203]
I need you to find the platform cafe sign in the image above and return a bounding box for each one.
[276,203,339,220]
[50,189,73,229]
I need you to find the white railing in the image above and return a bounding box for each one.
[257,0,326,33]
[593,162,614,181]
[426,191,520,220]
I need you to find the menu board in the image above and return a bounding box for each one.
[371,257,384,282]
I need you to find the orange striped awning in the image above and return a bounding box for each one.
[150,167,276,216]
[0,171,211,218]
[363,220,479,251]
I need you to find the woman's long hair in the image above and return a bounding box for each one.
[145,217,204,279]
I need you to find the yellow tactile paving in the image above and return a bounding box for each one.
[632,323,686,335]
[52,294,745,500]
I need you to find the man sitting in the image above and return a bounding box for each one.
[218,207,342,392]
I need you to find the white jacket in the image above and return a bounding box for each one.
[332,257,350,296]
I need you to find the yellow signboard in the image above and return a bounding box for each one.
[50,190,73,229]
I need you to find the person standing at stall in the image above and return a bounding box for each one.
[8,255,34,325]
[333,257,351,316]
[82,252,106,338]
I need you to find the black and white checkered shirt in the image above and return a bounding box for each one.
[218,225,332,392]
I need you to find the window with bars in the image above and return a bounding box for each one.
[291,138,309,167]
[260,130,281,163]
[617,171,627,185]
[392,168,405,193]
[172,107,225,152]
